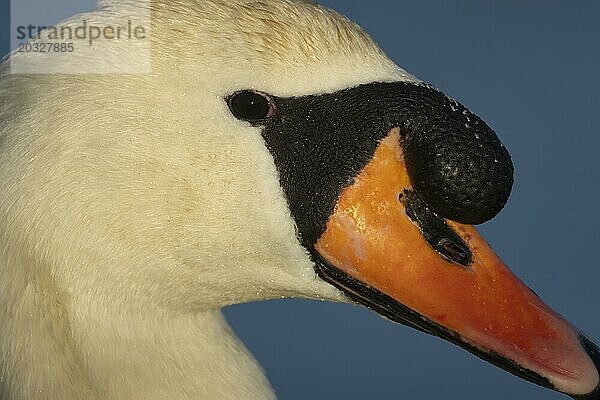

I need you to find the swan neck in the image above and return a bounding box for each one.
[70,306,276,400]
[0,252,275,400]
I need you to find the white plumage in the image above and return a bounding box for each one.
[0,1,412,398]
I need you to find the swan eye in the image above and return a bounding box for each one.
[227,90,275,122]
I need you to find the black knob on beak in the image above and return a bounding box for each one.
[399,85,514,225]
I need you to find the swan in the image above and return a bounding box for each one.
[0,0,598,399]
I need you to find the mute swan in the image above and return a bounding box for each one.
[0,0,598,399]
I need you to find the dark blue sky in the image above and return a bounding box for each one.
[2,2,600,399]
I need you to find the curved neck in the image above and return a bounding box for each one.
[70,306,276,400]
[0,252,275,400]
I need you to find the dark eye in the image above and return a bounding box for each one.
[227,90,275,122]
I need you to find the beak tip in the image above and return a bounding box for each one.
[572,334,600,400]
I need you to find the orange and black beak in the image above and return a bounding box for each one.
[249,81,600,399]
[313,129,600,398]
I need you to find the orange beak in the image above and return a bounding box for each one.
[314,129,600,397]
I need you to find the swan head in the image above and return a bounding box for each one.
[1,0,598,398]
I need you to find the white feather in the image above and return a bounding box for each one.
[0,1,414,398]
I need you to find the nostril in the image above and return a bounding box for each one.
[438,238,470,266]
[401,190,472,267]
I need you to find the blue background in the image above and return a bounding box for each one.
[2,1,600,399]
